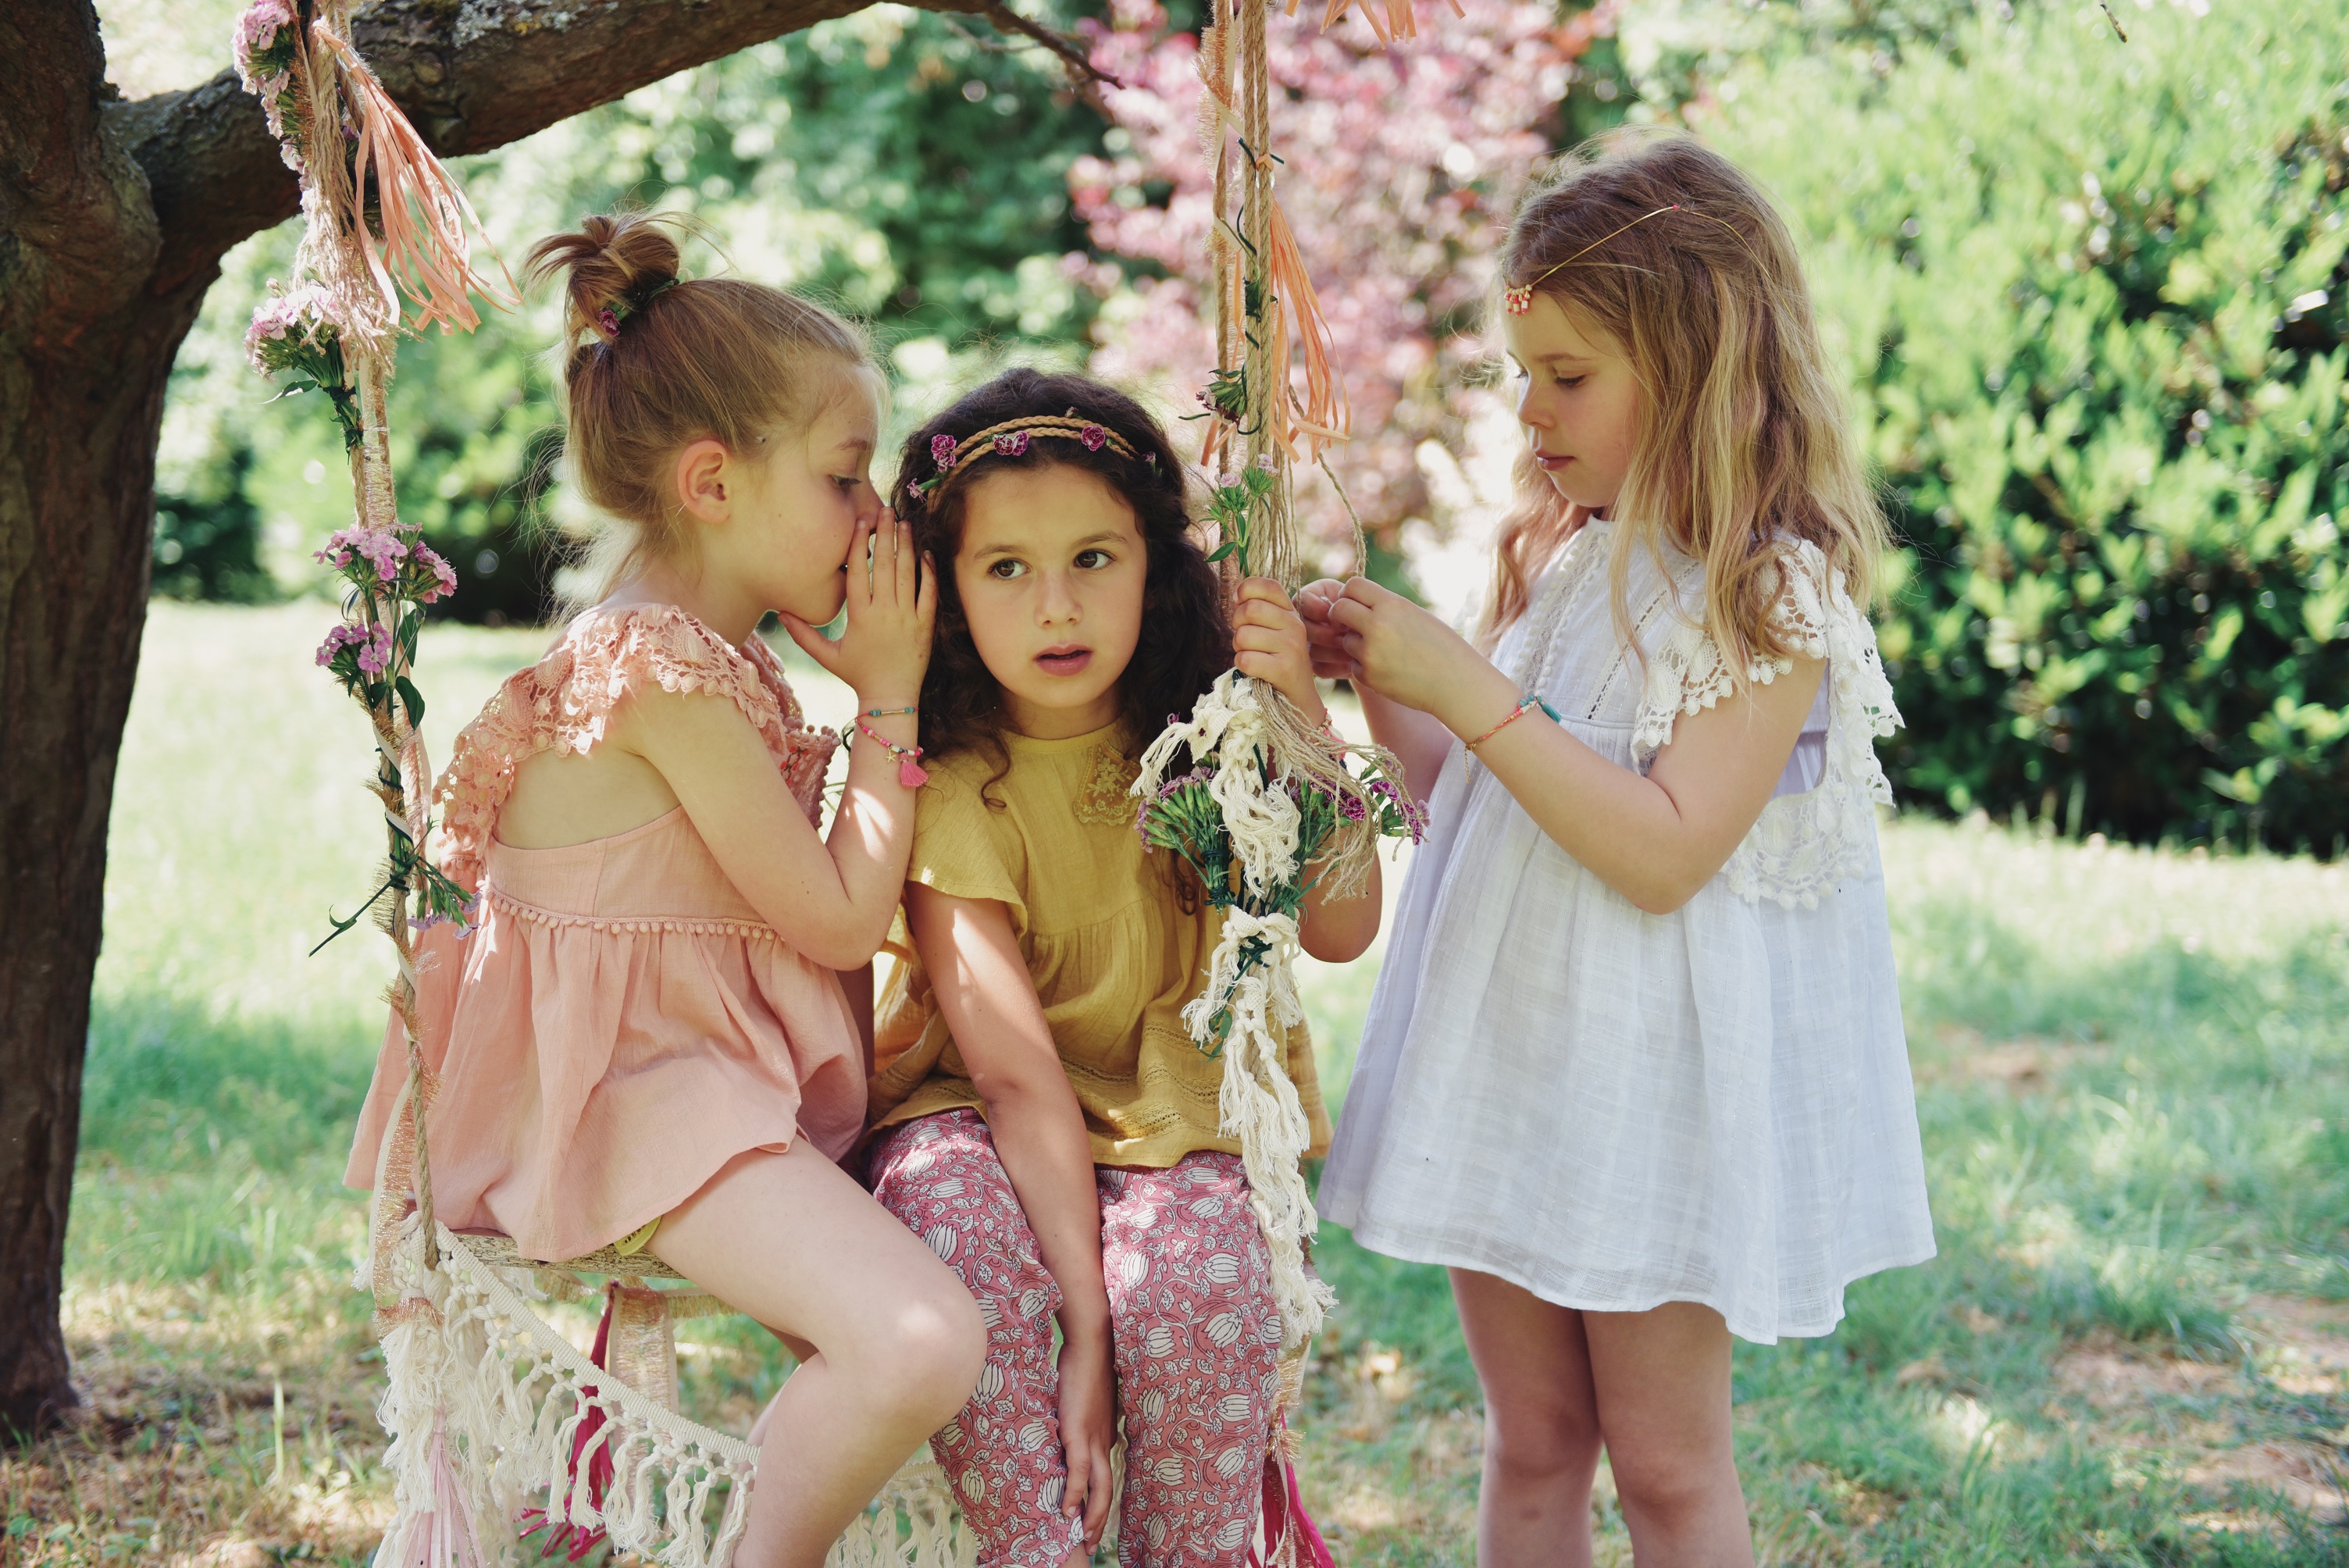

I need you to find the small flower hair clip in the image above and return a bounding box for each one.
[931,433,958,469]
[1080,423,1108,451]
[992,430,1032,457]
[593,275,680,340]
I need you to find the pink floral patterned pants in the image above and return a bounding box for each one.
[868,1110,1282,1568]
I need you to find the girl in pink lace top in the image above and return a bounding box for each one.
[344,213,982,1567]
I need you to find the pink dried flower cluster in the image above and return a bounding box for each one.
[231,0,297,91]
[231,0,303,149]
[416,544,458,602]
[1071,0,1582,556]
[318,525,408,584]
[316,621,394,675]
[244,283,340,373]
[1367,775,1429,841]
[315,526,457,603]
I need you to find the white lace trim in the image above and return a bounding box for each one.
[1628,541,1902,911]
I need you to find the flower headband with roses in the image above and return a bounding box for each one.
[907,412,1150,505]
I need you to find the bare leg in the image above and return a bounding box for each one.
[1450,1269,1602,1568]
[1583,1303,1752,1567]
[651,1141,986,1568]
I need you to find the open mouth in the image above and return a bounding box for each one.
[1035,644,1093,678]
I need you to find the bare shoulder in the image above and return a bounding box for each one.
[499,697,681,849]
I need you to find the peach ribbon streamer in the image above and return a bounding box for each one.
[317,24,516,336]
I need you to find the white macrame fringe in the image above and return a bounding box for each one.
[369,1221,975,1568]
[1135,671,1302,903]
[1188,907,1332,1353]
[1135,672,1335,1353]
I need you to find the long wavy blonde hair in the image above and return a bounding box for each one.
[1480,132,1886,678]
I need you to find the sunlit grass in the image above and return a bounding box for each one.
[9,602,2347,1563]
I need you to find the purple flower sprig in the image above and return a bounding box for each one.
[231,0,305,160]
[312,524,457,715]
[308,522,472,956]
[246,283,360,447]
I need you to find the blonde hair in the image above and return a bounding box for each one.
[1480,132,1887,679]
[524,212,874,605]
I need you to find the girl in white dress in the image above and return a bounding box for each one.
[1299,134,1934,1566]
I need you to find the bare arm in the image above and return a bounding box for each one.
[1299,578,1453,804]
[616,515,936,970]
[1324,576,1822,916]
[905,885,1116,1547]
[1236,579,1381,961]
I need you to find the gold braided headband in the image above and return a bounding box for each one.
[1502,202,1759,315]
[909,413,1145,504]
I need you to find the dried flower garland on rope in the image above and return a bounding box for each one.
[1132,0,1447,1562]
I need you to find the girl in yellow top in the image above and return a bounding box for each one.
[864,369,1381,1568]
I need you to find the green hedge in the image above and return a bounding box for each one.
[1699,0,2349,851]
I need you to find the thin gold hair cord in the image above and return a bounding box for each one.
[1503,201,1758,313]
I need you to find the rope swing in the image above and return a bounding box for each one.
[234,0,1435,1559]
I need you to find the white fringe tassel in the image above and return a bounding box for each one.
[1138,672,1335,1354]
[368,1221,975,1568]
[1185,907,1333,1354]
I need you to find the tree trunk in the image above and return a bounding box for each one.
[0,0,1016,1439]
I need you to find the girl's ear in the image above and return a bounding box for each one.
[674,438,733,526]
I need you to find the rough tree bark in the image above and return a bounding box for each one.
[0,0,1034,1440]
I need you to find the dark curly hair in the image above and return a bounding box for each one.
[890,369,1232,790]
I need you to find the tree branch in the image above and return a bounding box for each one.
[109,0,1000,287]
[973,2,1125,93]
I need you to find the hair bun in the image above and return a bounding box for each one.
[524,212,687,340]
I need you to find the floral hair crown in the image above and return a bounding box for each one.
[593,274,679,341]
[908,412,1149,505]
[1502,202,1755,315]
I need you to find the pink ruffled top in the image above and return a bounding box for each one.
[345,605,863,1263]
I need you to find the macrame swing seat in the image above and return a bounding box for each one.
[362,1071,972,1568]
[231,5,971,1562]
[232,0,1424,1558]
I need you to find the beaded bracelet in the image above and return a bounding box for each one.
[843,713,929,787]
[1463,693,1563,752]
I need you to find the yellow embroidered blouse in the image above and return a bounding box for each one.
[868,722,1331,1167]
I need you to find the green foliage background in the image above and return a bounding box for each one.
[152,2,1110,622]
[1655,0,2349,850]
[140,0,2348,850]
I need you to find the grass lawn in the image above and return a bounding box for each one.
[5,600,2348,1564]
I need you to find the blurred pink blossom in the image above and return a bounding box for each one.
[230,0,298,92]
[1073,0,1577,558]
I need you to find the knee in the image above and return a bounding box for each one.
[859,1288,989,1429]
[1604,1430,1731,1524]
[1483,1392,1602,1486]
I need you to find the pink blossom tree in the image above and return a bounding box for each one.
[1071,0,1587,568]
